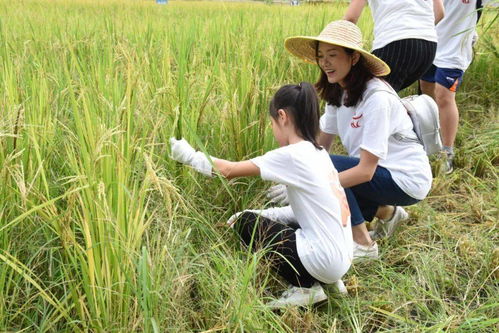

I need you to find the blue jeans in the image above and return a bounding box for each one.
[331,155,420,226]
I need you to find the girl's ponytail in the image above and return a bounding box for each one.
[269,82,322,149]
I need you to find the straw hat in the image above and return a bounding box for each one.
[285,20,390,77]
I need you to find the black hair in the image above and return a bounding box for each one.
[269,82,322,150]
[314,44,374,107]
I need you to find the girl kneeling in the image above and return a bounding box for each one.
[170,83,352,308]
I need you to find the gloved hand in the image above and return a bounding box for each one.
[266,184,289,205]
[170,138,214,177]
[226,210,258,229]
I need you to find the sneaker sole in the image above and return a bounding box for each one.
[352,255,379,263]
[267,293,328,309]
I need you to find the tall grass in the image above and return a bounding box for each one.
[0,0,497,331]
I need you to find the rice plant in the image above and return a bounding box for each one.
[0,0,497,331]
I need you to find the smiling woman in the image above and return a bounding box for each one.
[280,20,433,261]
[316,44,360,87]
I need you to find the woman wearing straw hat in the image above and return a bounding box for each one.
[343,0,444,92]
[270,20,433,260]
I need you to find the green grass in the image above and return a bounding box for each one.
[0,0,497,331]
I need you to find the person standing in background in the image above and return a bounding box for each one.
[343,0,444,92]
[420,0,484,174]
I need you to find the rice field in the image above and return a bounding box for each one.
[0,0,498,331]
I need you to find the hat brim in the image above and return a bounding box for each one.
[285,36,391,77]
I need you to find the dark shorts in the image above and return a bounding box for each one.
[372,39,437,92]
[421,65,464,92]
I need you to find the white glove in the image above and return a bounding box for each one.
[170,138,214,177]
[227,206,297,228]
[226,210,250,229]
[266,184,289,205]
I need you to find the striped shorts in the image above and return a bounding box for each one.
[373,39,437,92]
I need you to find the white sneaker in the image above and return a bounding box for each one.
[266,283,327,308]
[353,241,379,262]
[444,152,454,175]
[333,279,348,295]
[371,206,409,240]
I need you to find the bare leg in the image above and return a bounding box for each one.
[375,205,395,220]
[435,83,459,147]
[352,223,373,246]
[419,80,436,99]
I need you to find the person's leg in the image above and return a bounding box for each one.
[376,205,396,220]
[329,155,365,226]
[420,64,437,98]
[433,67,464,173]
[234,212,331,307]
[343,164,419,240]
[420,80,436,99]
[349,166,419,222]
[351,222,372,246]
[233,211,317,288]
[435,84,459,148]
[329,155,373,247]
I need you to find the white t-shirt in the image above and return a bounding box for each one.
[433,0,477,71]
[251,141,353,284]
[368,0,437,50]
[319,78,432,200]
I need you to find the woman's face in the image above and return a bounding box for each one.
[316,42,359,87]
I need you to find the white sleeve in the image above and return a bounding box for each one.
[253,206,296,224]
[251,148,297,187]
[319,104,338,135]
[358,93,392,160]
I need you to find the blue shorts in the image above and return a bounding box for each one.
[421,65,464,92]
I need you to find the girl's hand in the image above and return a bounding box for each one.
[169,138,213,176]
[226,211,243,228]
[170,138,196,165]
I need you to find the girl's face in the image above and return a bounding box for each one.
[316,43,359,87]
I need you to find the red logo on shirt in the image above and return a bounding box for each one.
[351,114,362,128]
[462,0,470,3]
